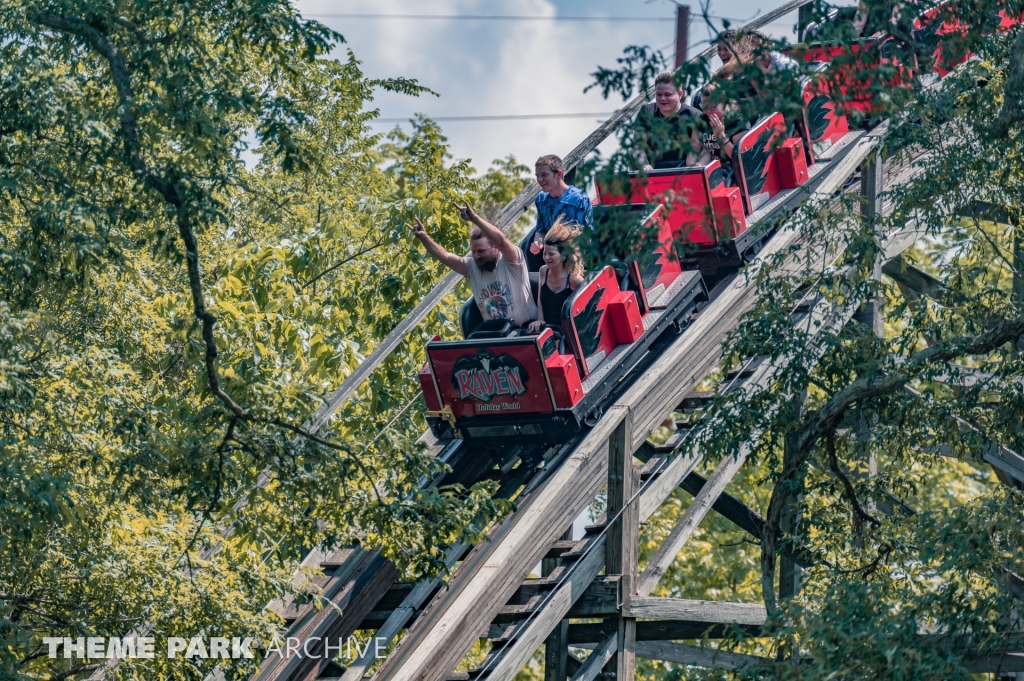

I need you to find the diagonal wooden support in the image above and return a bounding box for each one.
[637,444,753,597]
[569,634,616,681]
[882,256,969,305]
[678,471,818,569]
[910,387,1024,484]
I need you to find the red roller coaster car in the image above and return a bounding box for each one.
[418,10,1020,444]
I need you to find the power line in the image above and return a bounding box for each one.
[371,112,615,124]
[305,13,797,29]
[306,13,674,22]
[304,12,756,23]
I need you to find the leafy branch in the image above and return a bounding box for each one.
[761,311,1024,613]
[27,9,246,419]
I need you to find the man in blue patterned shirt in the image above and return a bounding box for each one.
[522,154,593,272]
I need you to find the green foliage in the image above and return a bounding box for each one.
[585,45,671,101]
[0,1,532,679]
[572,6,1024,680]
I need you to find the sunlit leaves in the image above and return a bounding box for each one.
[0,1,532,678]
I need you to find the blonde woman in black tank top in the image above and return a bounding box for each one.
[528,220,584,333]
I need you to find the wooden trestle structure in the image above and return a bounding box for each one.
[198,3,1024,680]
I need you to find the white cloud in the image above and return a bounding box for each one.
[295,0,807,173]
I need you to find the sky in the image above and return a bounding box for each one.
[292,0,815,174]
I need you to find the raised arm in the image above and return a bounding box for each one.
[453,202,521,266]
[408,218,468,276]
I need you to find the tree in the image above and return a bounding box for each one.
[0,1,531,679]
[574,1,1024,677]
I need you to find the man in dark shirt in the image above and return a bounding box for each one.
[634,72,705,170]
[522,154,592,272]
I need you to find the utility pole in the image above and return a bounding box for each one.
[798,3,814,42]
[675,5,690,68]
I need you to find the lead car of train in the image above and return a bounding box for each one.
[418,5,1022,445]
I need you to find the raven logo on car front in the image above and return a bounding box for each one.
[451,349,528,402]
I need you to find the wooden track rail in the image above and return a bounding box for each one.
[236,134,1024,681]
[240,123,932,681]
[214,9,1024,681]
[243,123,1024,681]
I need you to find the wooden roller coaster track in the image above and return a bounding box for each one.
[182,3,1024,681]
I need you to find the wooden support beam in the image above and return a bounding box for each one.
[882,256,968,305]
[968,199,1012,225]
[628,598,767,625]
[606,415,636,575]
[613,616,636,681]
[855,153,884,334]
[923,423,1024,483]
[676,471,759,536]
[637,445,751,597]
[638,451,703,522]
[634,640,771,671]
[679,471,818,569]
[779,389,809,603]
[569,634,617,681]
[542,528,572,681]
[498,575,787,622]
[605,415,637,681]
[567,620,762,646]
[861,151,884,218]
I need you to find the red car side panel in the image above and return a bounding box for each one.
[427,337,555,418]
[564,266,621,377]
